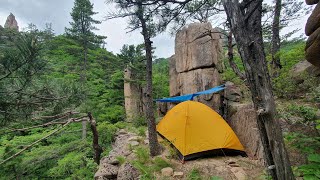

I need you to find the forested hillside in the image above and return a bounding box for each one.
[1,0,319,179]
[0,21,169,179]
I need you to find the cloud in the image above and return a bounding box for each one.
[0,0,309,58]
[0,0,175,57]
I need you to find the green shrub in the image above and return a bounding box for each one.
[97,122,118,146]
[287,105,317,121]
[284,132,320,154]
[137,126,147,137]
[97,105,125,124]
[285,132,320,179]
[187,168,202,180]
[116,156,126,165]
[152,157,171,172]
[114,121,128,129]
[135,147,150,164]
[273,73,297,99]
[133,115,147,127]
[309,86,320,103]
[299,154,320,179]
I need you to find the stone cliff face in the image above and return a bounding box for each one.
[124,66,144,122]
[4,13,19,31]
[305,0,320,67]
[170,23,223,112]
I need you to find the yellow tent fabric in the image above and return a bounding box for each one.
[157,101,244,159]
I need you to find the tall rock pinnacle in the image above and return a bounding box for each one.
[4,13,19,31]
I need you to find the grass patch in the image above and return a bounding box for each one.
[187,168,202,180]
[116,156,126,165]
[131,146,173,180]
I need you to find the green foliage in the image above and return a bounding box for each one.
[270,41,319,99]
[285,132,320,154]
[0,124,97,179]
[285,132,320,179]
[153,58,169,99]
[211,176,224,180]
[131,152,172,180]
[133,115,147,127]
[66,0,105,47]
[187,168,202,180]
[287,104,318,122]
[116,156,126,165]
[272,73,297,99]
[152,157,171,172]
[278,41,305,71]
[309,86,320,103]
[299,154,320,180]
[221,56,245,85]
[97,121,119,147]
[135,147,150,164]
[137,126,147,137]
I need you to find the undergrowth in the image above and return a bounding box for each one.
[131,146,172,180]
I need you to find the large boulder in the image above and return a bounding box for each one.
[175,23,222,73]
[4,13,19,31]
[306,35,320,67]
[290,60,320,79]
[169,22,223,112]
[306,0,319,5]
[179,68,221,111]
[224,82,242,102]
[169,55,180,96]
[305,1,320,68]
[305,3,320,36]
[227,103,264,162]
[124,65,143,121]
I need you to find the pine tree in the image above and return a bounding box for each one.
[66,0,105,139]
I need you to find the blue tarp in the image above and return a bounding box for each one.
[156,85,225,103]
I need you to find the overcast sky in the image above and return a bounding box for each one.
[0,0,311,58]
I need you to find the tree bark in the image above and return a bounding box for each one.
[88,112,103,164]
[271,0,282,71]
[227,30,246,80]
[223,0,294,179]
[81,44,88,139]
[137,3,160,157]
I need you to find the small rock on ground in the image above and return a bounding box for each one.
[173,171,184,178]
[129,141,139,146]
[230,167,247,180]
[161,167,174,177]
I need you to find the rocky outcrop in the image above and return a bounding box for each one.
[227,103,264,162]
[4,13,19,31]
[94,130,141,179]
[117,163,140,180]
[124,65,144,121]
[170,23,223,111]
[223,82,264,163]
[305,1,320,67]
[290,60,320,80]
[306,0,319,5]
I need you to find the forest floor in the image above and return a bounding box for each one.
[96,127,266,180]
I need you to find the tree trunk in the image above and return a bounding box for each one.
[271,0,282,72]
[137,3,160,157]
[81,45,88,139]
[88,112,103,164]
[227,30,246,80]
[223,0,294,179]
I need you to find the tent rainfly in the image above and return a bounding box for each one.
[157,101,245,160]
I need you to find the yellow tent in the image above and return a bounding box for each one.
[157,101,245,160]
